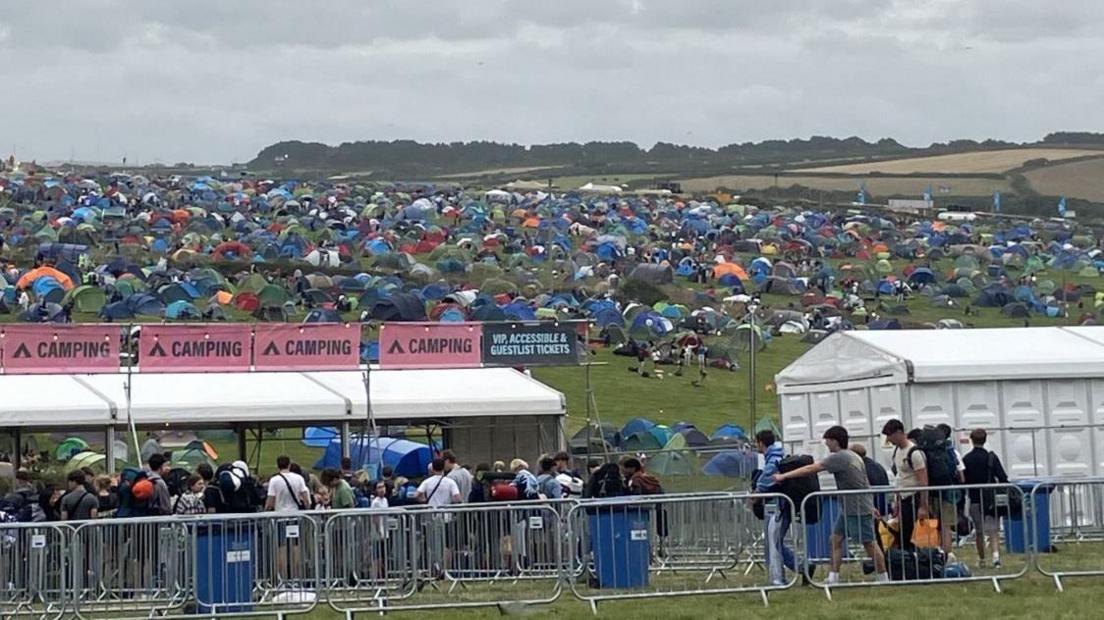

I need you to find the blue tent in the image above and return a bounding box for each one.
[711,424,747,441]
[621,417,656,440]
[165,300,201,319]
[304,308,343,323]
[501,301,537,321]
[907,268,936,285]
[702,451,759,478]
[126,293,164,317]
[303,426,338,448]
[315,437,432,478]
[869,318,902,330]
[100,301,136,320]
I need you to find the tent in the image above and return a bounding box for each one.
[702,450,759,478]
[369,292,427,322]
[711,424,747,441]
[55,436,89,461]
[648,449,694,476]
[62,285,106,313]
[621,431,663,452]
[621,417,656,439]
[315,437,433,478]
[304,423,337,443]
[628,263,673,285]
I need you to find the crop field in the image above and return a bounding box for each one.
[677,174,1009,196]
[797,148,1103,175]
[1024,156,1104,202]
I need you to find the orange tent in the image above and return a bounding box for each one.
[713,262,749,281]
[522,217,541,228]
[214,291,233,305]
[16,266,74,291]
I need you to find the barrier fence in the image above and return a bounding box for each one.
[1031,478,1104,591]
[1,483,1101,618]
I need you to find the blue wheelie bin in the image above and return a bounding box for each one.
[195,522,255,613]
[588,498,651,588]
[1005,480,1054,554]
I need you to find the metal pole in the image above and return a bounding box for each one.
[585,361,593,467]
[124,328,141,464]
[363,362,374,472]
[749,306,757,435]
[105,426,116,475]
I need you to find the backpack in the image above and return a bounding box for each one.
[586,463,627,499]
[895,428,955,487]
[164,468,191,498]
[116,467,151,518]
[215,463,260,513]
[777,455,821,524]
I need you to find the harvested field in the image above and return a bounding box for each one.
[798,148,1103,174]
[1024,156,1104,202]
[678,174,1009,196]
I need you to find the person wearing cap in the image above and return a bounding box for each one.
[882,419,929,551]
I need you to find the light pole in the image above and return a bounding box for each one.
[747,299,759,436]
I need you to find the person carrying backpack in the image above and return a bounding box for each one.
[773,426,888,584]
[755,430,797,586]
[963,428,1008,568]
[882,420,930,552]
[933,424,966,561]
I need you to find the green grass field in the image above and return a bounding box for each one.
[293,576,1099,619]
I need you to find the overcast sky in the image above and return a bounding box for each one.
[2,1,1102,164]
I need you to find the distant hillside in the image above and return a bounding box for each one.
[249,134,1104,177]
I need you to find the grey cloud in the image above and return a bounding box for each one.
[1,1,1103,163]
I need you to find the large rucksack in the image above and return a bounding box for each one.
[777,454,821,524]
[214,463,260,513]
[887,547,945,581]
[586,463,627,499]
[116,467,151,518]
[896,427,956,487]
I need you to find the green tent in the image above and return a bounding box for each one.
[55,437,90,461]
[754,417,782,439]
[649,449,695,477]
[257,284,291,307]
[62,285,107,313]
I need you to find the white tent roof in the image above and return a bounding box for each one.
[0,368,565,428]
[776,326,1104,393]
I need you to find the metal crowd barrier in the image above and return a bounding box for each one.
[1032,478,1104,591]
[323,501,566,614]
[5,482,1104,619]
[0,522,72,619]
[799,483,1031,598]
[565,492,797,611]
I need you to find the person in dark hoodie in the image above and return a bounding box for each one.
[620,457,662,495]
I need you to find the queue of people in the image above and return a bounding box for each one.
[753,419,1011,585]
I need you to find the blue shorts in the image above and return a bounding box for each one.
[833,514,875,544]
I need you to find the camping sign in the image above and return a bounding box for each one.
[378,322,482,369]
[481,322,581,367]
[254,323,360,370]
[138,324,252,373]
[2,325,120,374]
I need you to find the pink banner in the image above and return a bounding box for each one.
[2,325,120,374]
[254,323,360,370]
[139,324,252,373]
[378,322,482,369]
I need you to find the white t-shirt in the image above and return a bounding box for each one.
[267,471,309,512]
[417,474,461,508]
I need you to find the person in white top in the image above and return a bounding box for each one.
[416,458,462,508]
[265,455,311,512]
